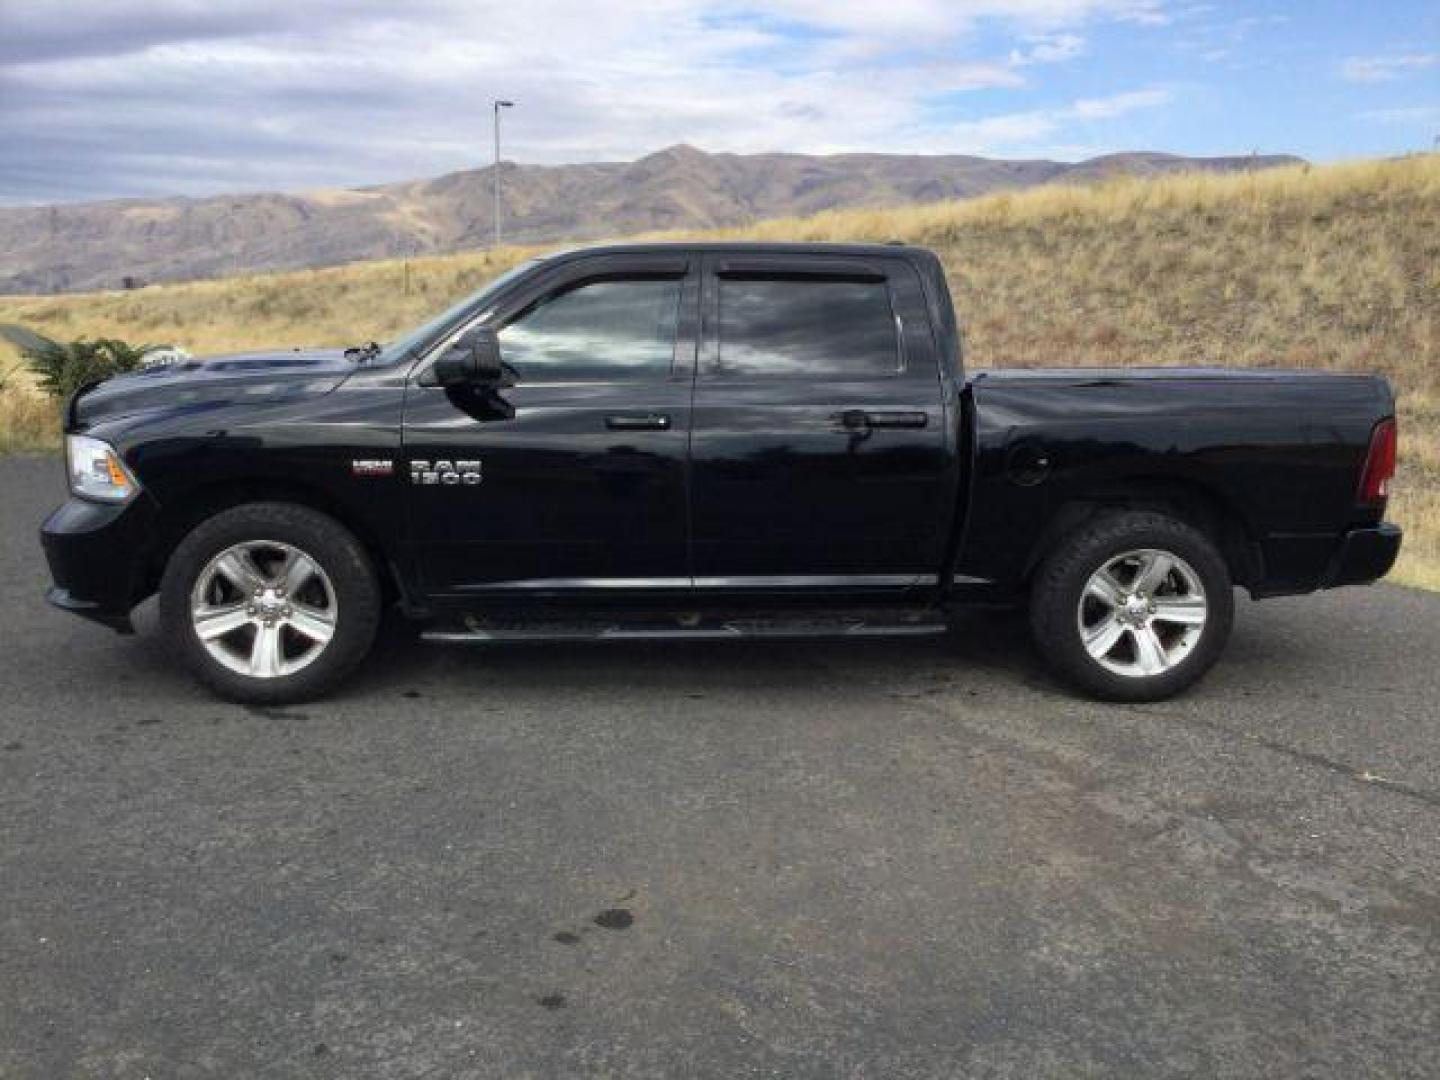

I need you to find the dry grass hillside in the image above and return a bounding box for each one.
[2,155,1436,588]
[0,145,1298,293]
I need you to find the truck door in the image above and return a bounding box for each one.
[688,253,950,595]
[401,254,698,597]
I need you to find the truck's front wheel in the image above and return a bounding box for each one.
[159,502,381,704]
[1030,510,1234,701]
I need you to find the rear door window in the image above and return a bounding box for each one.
[717,278,900,378]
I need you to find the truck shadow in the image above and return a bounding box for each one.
[120,591,1352,709]
[115,599,1070,708]
[349,606,1058,701]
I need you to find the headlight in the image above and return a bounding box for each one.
[65,435,140,503]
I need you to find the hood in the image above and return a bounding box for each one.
[69,348,355,429]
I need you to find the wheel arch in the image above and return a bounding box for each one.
[1025,475,1261,590]
[142,477,409,610]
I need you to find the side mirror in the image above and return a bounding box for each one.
[432,326,504,387]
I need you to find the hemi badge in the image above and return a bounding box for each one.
[351,459,394,477]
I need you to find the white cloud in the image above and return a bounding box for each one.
[0,0,1178,201]
[945,87,1173,153]
[1010,33,1087,65]
[1070,87,1172,118]
[1340,53,1438,83]
[711,0,1166,38]
[1359,105,1440,126]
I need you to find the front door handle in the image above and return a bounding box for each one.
[605,413,672,432]
[838,410,929,430]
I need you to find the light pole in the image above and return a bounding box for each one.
[492,99,514,249]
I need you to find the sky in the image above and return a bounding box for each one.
[1,0,1437,205]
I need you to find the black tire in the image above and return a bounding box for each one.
[1030,509,1234,702]
[159,502,381,704]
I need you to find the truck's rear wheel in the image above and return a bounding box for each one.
[1030,510,1233,701]
[159,503,381,704]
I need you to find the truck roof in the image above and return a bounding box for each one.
[539,240,934,261]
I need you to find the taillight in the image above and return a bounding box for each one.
[1357,417,1397,505]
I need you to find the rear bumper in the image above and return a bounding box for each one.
[40,494,158,632]
[1321,522,1402,589]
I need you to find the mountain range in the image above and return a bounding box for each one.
[0,144,1303,294]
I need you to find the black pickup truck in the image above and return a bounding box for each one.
[42,242,1401,704]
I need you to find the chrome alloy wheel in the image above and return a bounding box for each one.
[189,540,338,679]
[1076,548,1208,678]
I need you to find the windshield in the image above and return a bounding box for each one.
[374,260,538,366]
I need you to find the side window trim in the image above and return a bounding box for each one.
[414,255,695,385]
[716,257,887,282]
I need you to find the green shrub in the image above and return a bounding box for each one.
[24,337,151,400]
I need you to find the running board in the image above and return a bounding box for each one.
[422,610,949,644]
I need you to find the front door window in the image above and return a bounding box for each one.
[499,279,681,382]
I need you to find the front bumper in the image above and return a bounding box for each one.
[1321,522,1403,589]
[40,494,159,633]
[45,585,135,634]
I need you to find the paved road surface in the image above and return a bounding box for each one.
[2,455,1437,1078]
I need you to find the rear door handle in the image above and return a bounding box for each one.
[838,410,929,430]
[605,413,672,432]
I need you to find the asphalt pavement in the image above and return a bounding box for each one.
[2,454,1437,1079]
